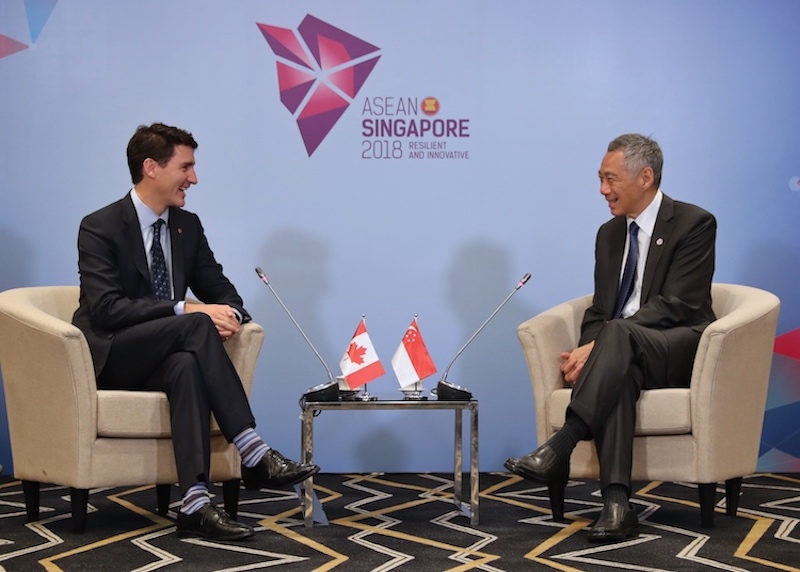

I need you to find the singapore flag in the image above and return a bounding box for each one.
[339,317,385,389]
[391,317,437,389]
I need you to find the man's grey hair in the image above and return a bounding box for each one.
[607,133,663,189]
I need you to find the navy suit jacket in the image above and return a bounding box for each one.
[579,194,716,384]
[72,194,250,375]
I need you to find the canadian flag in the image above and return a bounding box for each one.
[391,317,437,389]
[339,317,385,389]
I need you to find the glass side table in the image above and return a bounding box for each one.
[299,398,479,528]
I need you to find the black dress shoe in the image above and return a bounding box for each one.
[504,445,569,485]
[587,501,639,542]
[242,448,320,489]
[176,504,254,540]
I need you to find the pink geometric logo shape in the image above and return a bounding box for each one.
[256,15,381,156]
[0,34,29,59]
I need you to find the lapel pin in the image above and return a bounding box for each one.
[656,238,663,246]
[177,228,183,235]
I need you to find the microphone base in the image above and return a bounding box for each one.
[301,380,340,405]
[435,380,473,401]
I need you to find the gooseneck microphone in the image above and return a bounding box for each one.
[254,267,335,384]
[437,273,531,400]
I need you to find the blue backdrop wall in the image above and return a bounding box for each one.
[2,0,799,474]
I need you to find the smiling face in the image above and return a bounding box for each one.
[141,144,197,214]
[598,149,655,218]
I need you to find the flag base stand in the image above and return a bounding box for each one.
[400,384,427,400]
[356,385,378,401]
[339,390,360,401]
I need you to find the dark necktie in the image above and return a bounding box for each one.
[151,219,171,300]
[613,221,639,319]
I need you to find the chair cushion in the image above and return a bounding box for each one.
[97,390,173,438]
[548,387,692,435]
[97,390,226,438]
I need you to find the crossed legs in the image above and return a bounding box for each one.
[97,313,318,539]
[99,313,255,488]
[506,319,685,541]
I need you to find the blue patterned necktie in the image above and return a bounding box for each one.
[151,219,171,300]
[614,221,639,319]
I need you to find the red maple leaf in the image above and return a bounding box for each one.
[347,342,367,365]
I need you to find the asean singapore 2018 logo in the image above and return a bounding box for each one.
[257,15,470,160]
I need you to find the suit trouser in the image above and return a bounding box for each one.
[97,313,256,493]
[567,319,700,494]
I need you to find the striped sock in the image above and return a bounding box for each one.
[234,428,270,468]
[180,482,210,515]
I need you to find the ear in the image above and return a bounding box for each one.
[640,166,654,190]
[143,158,158,179]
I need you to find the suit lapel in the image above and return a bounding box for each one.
[641,194,674,301]
[169,207,186,297]
[122,195,150,284]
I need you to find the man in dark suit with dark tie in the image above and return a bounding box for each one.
[506,133,716,542]
[72,123,319,540]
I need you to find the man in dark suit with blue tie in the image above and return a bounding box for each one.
[72,123,319,540]
[506,133,716,541]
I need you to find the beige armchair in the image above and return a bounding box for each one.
[0,285,264,532]
[517,283,780,528]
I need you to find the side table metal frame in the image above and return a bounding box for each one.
[299,399,479,527]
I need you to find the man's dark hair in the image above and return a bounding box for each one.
[127,123,198,184]
[607,133,663,189]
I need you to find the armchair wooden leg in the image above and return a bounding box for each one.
[698,482,717,528]
[70,488,89,533]
[725,477,743,517]
[548,482,566,522]
[22,480,40,522]
[156,484,171,515]
[222,479,241,520]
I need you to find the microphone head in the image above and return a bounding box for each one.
[255,267,268,282]
[517,273,531,288]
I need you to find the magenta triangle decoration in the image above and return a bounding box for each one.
[257,14,381,156]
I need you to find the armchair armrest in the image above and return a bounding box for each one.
[224,322,265,397]
[517,295,592,442]
[0,287,98,480]
[690,285,780,479]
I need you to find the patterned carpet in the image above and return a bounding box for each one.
[0,472,798,571]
